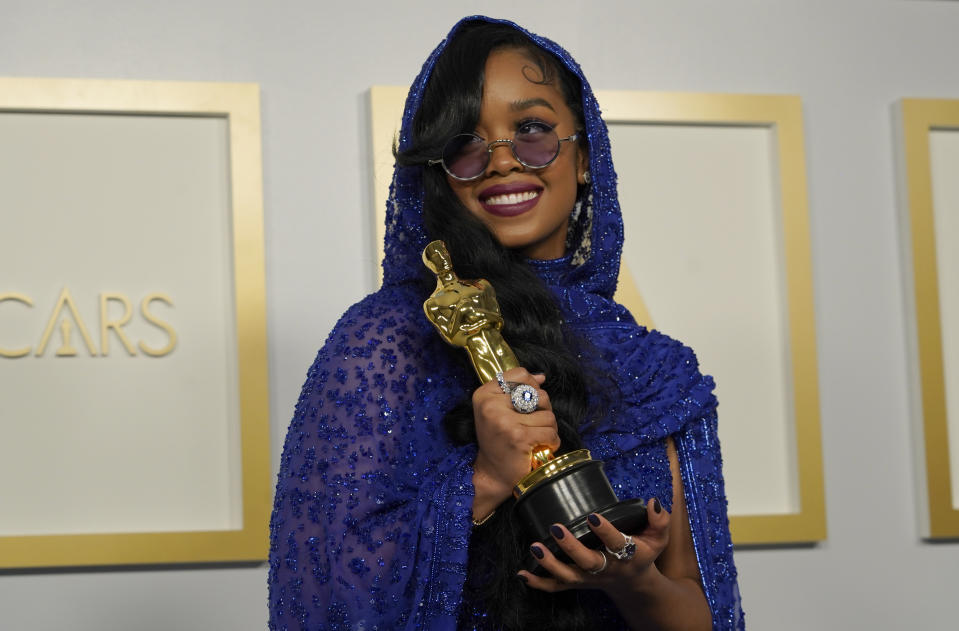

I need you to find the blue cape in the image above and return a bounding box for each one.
[269,15,744,630]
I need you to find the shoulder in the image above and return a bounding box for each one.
[582,323,716,436]
[629,329,717,433]
[631,327,714,399]
[581,321,707,385]
[286,285,472,455]
[636,328,705,382]
[316,285,437,364]
[297,284,470,409]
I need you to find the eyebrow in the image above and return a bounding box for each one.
[509,98,556,113]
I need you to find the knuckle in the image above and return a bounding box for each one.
[506,367,529,381]
[472,388,490,407]
[475,396,498,416]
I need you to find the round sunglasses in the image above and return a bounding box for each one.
[428,126,579,181]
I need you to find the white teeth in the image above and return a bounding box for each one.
[485,190,539,205]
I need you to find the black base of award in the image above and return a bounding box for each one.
[513,456,648,575]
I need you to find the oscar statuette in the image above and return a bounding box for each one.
[422,240,647,573]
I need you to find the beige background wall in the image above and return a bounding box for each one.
[1,0,958,629]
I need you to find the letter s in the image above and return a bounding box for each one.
[138,293,177,357]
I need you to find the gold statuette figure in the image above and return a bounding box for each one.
[422,242,644,552]
[422,240,518,384]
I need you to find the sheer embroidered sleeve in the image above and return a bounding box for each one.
[268,289,477,630]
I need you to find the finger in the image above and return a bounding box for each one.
[548,524,608,574]
[528,543,582,585]
[524,427,561,452]
[586,511,634,553]
[534,388,551,411]
[475,396,551,426]
[584,511,654,565]
[642,497,670,542]
[474,379,507,401]
[514,408,556,428]
[502,367,534,383]
[590,501,670,564]
[517,570,568,593]
[503,367,548,390]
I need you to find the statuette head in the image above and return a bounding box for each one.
[422,240,454,277]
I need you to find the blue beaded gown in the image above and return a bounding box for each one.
[268,15,744,631]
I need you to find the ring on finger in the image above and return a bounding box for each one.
[494,372,540,414]
[509,384,539,414]
[587,551,608,575]
[605,533,636,561]
[495,372,510,395]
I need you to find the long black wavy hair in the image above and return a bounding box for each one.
[396,21,607,630]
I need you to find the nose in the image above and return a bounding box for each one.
[486,139,523,176]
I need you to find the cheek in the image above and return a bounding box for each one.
[448,181,475,210]
[554,162,581,205]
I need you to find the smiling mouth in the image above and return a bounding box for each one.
[482,190,540,206]
[478,188,542,217]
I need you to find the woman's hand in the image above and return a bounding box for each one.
[517,499,670,596]
[471,367,559,521]
[519,438,712,630]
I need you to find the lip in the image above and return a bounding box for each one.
[478,182,543,217]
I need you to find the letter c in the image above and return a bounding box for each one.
[0,293,33,358]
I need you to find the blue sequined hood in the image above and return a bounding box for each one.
[382,15,623,303]
[378,14,713,454]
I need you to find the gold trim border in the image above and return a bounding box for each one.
[898,98,959,539]
[598,92,826,544]
[369,87,826,545]
[0,78,271,567]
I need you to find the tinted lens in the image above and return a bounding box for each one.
[514,127,560,168]
[443,134,488,179]
[439,129,563,179]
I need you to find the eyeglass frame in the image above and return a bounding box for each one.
[427,131,580,182]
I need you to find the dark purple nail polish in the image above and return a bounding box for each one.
[587,513,601,527]
[530,545,544,559]
[517,574,528,584]
[653,498,662,514]
[550,524,564,539]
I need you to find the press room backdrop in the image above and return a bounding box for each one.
[2,1,958,629]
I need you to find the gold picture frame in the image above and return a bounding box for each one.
[897,98,959,539]
[369,87,826,545]
[0,78,270,567]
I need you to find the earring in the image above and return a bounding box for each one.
[583,170,591,185]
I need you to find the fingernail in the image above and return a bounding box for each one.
[587,513,601,527]
[653,498,662,514]
[517,573,528,584]
[550,524,564,539]
[530,545,544,559]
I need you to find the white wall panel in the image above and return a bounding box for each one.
[2,1,959,629]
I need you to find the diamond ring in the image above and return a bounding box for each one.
[605,533,636,561]
[509,384,539,414]
[495,371,510,395]
[494,372,539,414]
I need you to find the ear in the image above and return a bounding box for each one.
[576,144,590,185]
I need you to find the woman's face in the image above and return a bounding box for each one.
[447,48,587,260]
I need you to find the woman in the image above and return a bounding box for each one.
[269,16,743,630]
